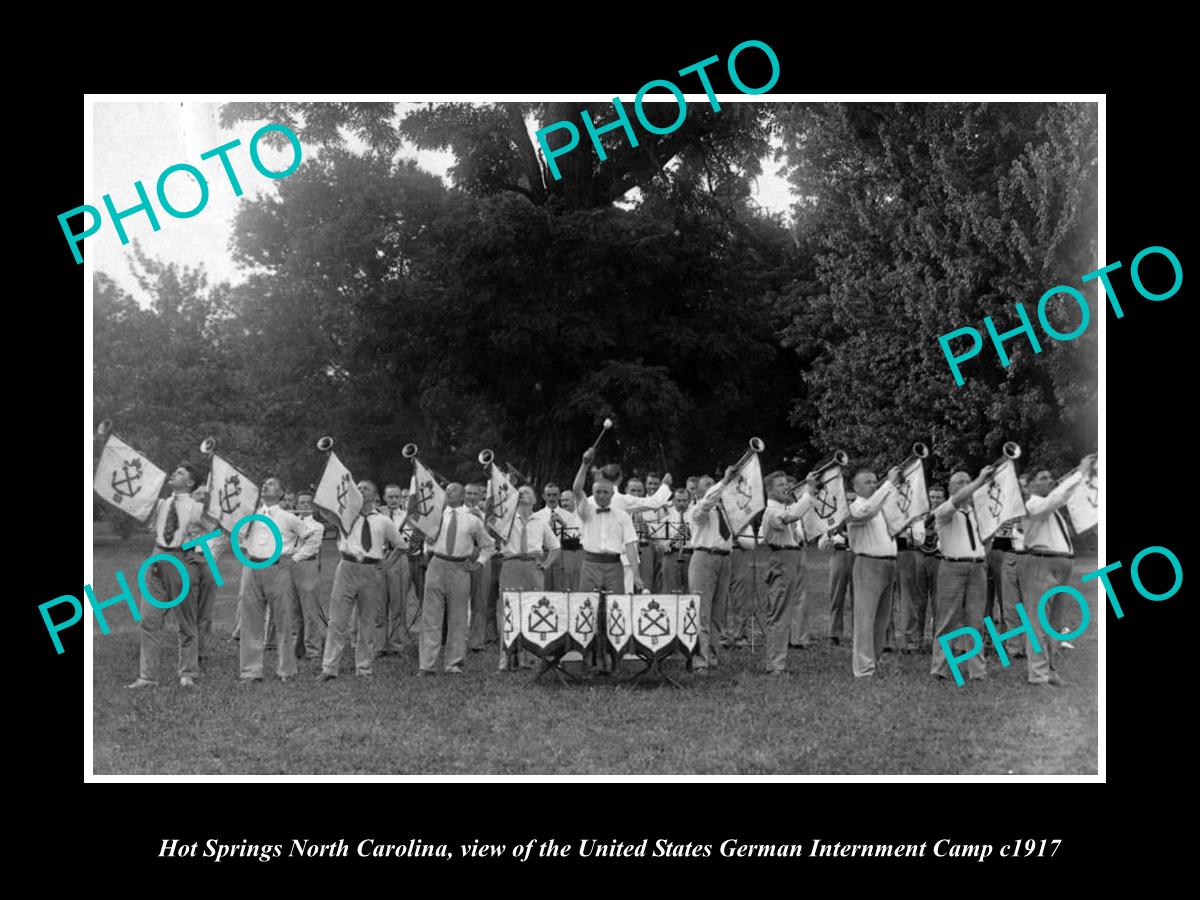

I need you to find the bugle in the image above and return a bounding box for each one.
[401,443,418,459]
[316,436,335,452]
[478,448,494,467]
[893,441,929,476]
[1054,452,1098,488]
[811,449,850,477]
[96,419,112,438]
[199,436,218,455]
[728,436,766,475]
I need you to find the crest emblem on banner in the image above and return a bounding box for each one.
[606,593,632,655]
[677,596,699,655]
[1066,470,1099,534]
[206,453,260,533]
[501,594,518,649]
[516,591,569,655]
[632,594,678,654]
[486,464,519,542]
[408,458,446,541]
[801,466,848,539]
[971,459,1027,542]
[315,450,363,535]
[94,434,167,523]
[720,453,765,535]
[885,459,929,537]
[568,593,599,650]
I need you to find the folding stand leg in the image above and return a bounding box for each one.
[625,656,681,689]
[525,655,576,687]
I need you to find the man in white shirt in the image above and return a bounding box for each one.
[688,472,737,673]
[418,483,492,675]
[847,464,902,678]
[533,483,582,591]
[238,476,308,684]
[128,463,208,690]
[593,462,673,517]
[625,478,658,594]
[658,488,693,593]
[377,483,412,657]
[1016,455,1094,686]
[291,489,327,660]
[498,484,562,671]
[930,466,994,682]
[317,481,403,681]
[572,448,643,674]
[760,470,817,675]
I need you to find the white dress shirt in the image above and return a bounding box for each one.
[243,503,307,560]
[576,496,637,554]
[291,513,326,562]
[847,483,897,557]
[605,482,672,516]
[762,493,813,548]
[734,520,763,550]
[425,504,490,559]
[380,507,412,550]
[933,500,985,560]
[153,492,206,549]
[531,504,582,542]
[500,511,560,558]
[688,485,734,552]
[1023,472,1082,554]
[655,505,692,551]
[337,509,403,561]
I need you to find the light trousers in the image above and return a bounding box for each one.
[763,548,804,673]
[238,561,298,680]
[729,547,767,642]
[895,549,921,650]
[377,556,410,654]
[851,555,896,677]
[578,558,625,671]
[688,549,731,668]
[321,559,383,676]
[828,549,855,640]
[292,557,326,658]
[420,557,472,672]
[930,560,986,680]
[139,551,199,683]
[1016,554,1073,683]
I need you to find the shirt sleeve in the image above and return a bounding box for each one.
[620,512,637,546]
[542,523,560,552]
[1026,471,1083,516]
[383,518,404,550]
[933,498,957,527]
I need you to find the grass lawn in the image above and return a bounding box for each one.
[91,535,1098,775]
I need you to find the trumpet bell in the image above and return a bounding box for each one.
[478,448,494,466]
[833,449,850,467]
[749,436,765,453]
[401,443,418,459]
[316,436,335,452]
[1003,441,1022,460]
[912,442,929,459]
[96,419,112,438]
[199,436,217,454]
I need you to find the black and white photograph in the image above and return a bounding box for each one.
[83,93,1102,777]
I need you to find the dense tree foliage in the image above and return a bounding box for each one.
[95,102,1096,494]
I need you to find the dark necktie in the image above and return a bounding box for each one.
[716,506,731,540]
[596,507,611,514]
[961,509,976,551]
[164,497,179,546]
[519,517,528,555]
[445,508,458,555]
[1053,511,1074,554]
[360,514,372,553]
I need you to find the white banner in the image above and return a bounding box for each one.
[972,459,1027,543]
[206,453,260,534]
[501,592,521,650]
[314,450,362,535]
[94,434,167,523]
[720,452,765,536]
[800,465,848,542]
[631,594,678,654]
[486,463,519,542]
[605,593,633,656]
[676,594,700,656]
[407,458,446,541]
[568,592,600,650]
[1066,469,1098,534]
[519,592,569,650]
[885,459,930,537]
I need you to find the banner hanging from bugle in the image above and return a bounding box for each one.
[485,461,519,542]
[885,458,929,537]
[94,433,167,522]
[799,465,848,541]
[206,453,260,534]
[720,451,765,535]
[971,458,1026,542]
[407,457,446,541]
[314,450,363,535]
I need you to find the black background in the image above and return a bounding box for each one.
[20,21,1189,884]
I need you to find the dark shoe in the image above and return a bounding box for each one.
[239,677,263,686]
[316,672,336,682]
[417,670,436,678]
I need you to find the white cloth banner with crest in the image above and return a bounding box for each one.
[518,592,570,654]
[605,593,633,656]
[1066,469,1098,534]
[884,459,930,537]
[94,434,167,522]
[567,592,600,651]
[485,463,519,542]
[971,459,1027,543]
[799,465,848,542]
[314,450,363,535]
[407,458,446,541]
[206,453,260,534]
[720,452,765,536]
